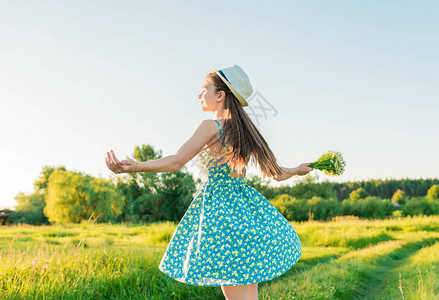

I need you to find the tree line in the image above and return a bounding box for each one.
[10,144,439,225]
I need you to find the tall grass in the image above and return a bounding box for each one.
[1,215,438,299]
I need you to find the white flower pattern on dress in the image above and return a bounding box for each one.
[158,119,302,286]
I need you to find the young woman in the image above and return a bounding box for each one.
[106,64,313,300]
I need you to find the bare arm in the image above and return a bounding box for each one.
[273,166,297,182]
[134,120,217,173]
[273,163,314,181]
[135,155,181,173]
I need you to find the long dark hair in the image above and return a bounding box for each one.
[204,72,285,180]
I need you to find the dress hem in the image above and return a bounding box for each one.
[157,248,301,287]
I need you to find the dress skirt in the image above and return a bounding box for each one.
[158,175,302,286]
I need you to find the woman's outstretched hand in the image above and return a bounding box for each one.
[106,150,138,174]
[296,162,314,176]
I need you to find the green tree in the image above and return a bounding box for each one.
[44,169,89,223]
[34,165,67,191]
[118,144,198,223]
[391,189,407,204]
[287,173,337,200]
[426,184,439,201]
[118,144,163,223]
[44,169,125,223]
[86,177,126,223]
[13,165,67,225]
[13,192,48,225]
[349,188,368,201]
[157,169,197,222]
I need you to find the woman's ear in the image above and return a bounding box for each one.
[217,90,225,101]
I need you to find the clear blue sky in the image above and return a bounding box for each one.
[1,0,438,209]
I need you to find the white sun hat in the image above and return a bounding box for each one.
[209,64,253,107]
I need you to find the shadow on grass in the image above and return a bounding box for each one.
[261,250,349,288]
[347,232,395,249]
[258,237,439,300]
[353,237,439,300]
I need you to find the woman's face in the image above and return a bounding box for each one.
[198,79,223,111]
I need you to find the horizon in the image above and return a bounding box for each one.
[1,173,437,210]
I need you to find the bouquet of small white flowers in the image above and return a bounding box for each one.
[309,150,346,176]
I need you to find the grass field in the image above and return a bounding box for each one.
[1,215,438,299]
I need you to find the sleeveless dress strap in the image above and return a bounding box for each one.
[214,120,226,148]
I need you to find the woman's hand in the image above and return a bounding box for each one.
[105,150,138,174]
[295,162,314,176]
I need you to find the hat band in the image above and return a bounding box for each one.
[218,70,230,83]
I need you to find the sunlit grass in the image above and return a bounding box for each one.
[377,241,439,299]
[1,215,438,299]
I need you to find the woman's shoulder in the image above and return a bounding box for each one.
[198,119,223,131]
[199,118,220,125]
[195,119,223,145]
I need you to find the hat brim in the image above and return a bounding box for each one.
[209,67,249,107]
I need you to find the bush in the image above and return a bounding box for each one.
[270,194,296,220]
[402,197,439,216]
[391,189,407,204]
[341,197,393,219]
[9,210,49,225]
[270,194,342,222]
[306,196,341,221]
[360,197,394,219]
[341,199,362,216]
[270,194,307,221]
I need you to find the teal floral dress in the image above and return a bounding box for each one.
[158,119,302,286]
